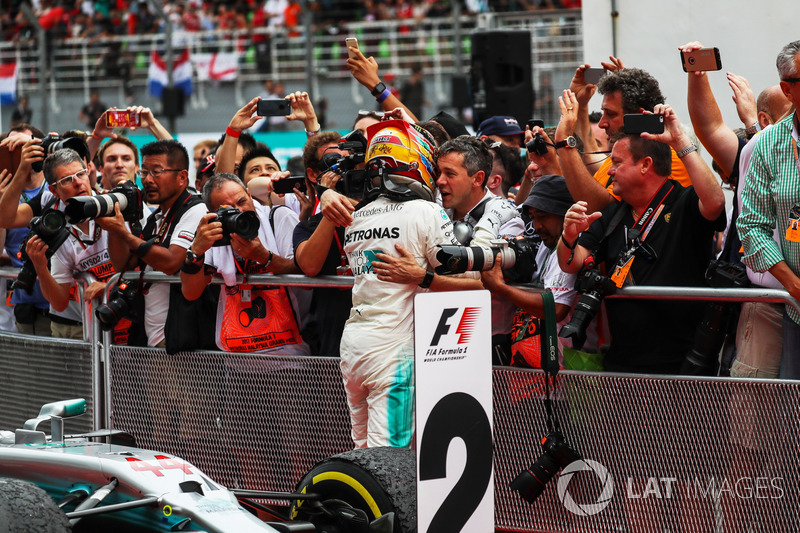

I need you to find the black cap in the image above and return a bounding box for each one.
[428,111,470,139]
[522,174,573,217]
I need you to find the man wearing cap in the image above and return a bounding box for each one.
[481,174,580,367]
[476,115,525,149]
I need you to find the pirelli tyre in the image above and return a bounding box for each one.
[290,446,416,533]
[0,478,71,532]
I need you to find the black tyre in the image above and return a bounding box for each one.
[290,447,416,533]
[0,478,71,532]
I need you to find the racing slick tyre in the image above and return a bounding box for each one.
[0,477,71,532]
[290,446,416,533]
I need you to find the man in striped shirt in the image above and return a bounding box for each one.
[738,39,800,379]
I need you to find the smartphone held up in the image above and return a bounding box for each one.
[106,110,141,128]
[681,47,722,72]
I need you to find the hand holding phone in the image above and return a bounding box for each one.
[346,37,359,60]
[681,47,722,72]
[623,114,664,135]
[106,110,141,128]
[257,98,291,117]
[272,176,306,195]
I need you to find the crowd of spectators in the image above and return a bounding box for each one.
[1,0,580,43]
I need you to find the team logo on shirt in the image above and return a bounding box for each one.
[344,226,400,245]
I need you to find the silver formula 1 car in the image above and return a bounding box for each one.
[0,399,416,533]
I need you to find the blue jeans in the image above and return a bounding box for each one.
[778,309,800,379]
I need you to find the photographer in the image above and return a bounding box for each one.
[436,135,525,365]
[0,126,50,334]
[100,139,206,348]
[180,173,306,353]
[481,175,582,368]
[292,131,364,358]
[557,105,726,374]
[24,149,137,339]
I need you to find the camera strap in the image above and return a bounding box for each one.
[541,291,560,433]
[604,179,673,288]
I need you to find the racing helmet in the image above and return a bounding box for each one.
[365,119,438,202]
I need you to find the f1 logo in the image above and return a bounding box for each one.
[430,307,480,346]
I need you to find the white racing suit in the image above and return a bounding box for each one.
[340,195,459,448]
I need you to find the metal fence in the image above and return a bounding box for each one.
[1,266,799,531]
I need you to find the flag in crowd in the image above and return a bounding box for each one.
[0,63,18,105]
[147,49,193,98]
[192,52,240,82]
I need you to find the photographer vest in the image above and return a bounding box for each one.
[212,205,305,354]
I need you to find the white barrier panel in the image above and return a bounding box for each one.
[414,290,494,532]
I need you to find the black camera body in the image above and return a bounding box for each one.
[64,180,144,224]
[705,259,749,289]
[31,134,91,174]
[558,268,617,349]
[435,236,538,283]
[14,209,71,294]
[96,280,140,330]
[213,206,260,247]
[682,260,751,376]
[526,133,549,156]
[317,130,369,198]
[510,430,581,504]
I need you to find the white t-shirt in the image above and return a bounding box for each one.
[344,196,459,338]
[47,194,152,323]
[144,201,208,346]
[450,190,526,335]
[50,222,111,323]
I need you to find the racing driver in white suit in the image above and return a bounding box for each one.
[339,119,460,448]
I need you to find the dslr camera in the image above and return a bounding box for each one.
[96,280,140,330]
[558,268,617,349]
[682,260,750,375]
[510,430,581,503]
[32,134,91,174]
[14,209,71,294]
[64,180,144,224]
[526,133,549,156]
[213,206,260,247]
[316,130,369,198]
[435,236,538,283]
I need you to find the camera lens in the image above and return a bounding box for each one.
[558,291,603,349]
[35,211,67,239]
[230,210,259,240]
[13,262,38,295]
[510,453,561,504]
[96,298,129,330]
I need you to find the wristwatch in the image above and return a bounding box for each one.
[554,136,577,150]
[186,248,204,265]
[182,248,205,274]
[370,81,387,97]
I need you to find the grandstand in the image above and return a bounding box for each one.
[0,5,581,135]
